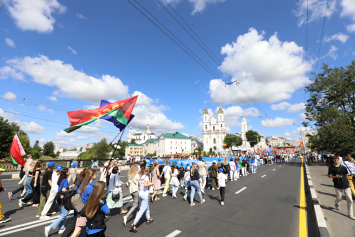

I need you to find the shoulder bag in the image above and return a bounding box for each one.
[111,175,120,201]
[18,172,28,186]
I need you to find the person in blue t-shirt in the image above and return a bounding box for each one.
[45,168,70,237]
[246,156,251,174]
[84,181,110,236]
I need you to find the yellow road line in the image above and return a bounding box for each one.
[299,157,307,237]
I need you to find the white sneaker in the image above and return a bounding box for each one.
[221,202,224,206]
[32,204,39,207]
[58,229,65,234]
[69,210,74,214]
[162,194,167,197]
[201,190,205,194]
[48,212,56,216]
[36,215,40,218]
[123,216,127,226]
[44,226,50,237]
[18,200,23,208]
[40,215,50,220]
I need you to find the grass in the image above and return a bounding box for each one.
[39,156,58,160]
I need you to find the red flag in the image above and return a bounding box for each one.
[10,135,25,167]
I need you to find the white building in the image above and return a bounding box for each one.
[155,132,191,157]
[191,141,203,152]
[59,151,82,160]
[202,103,227,154]
[125,144,144,157]
[128,125,157,144]
[54,144,60,154]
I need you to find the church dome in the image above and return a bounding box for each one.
[146,124,151,133]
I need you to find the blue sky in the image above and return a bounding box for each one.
[1,0,354,149]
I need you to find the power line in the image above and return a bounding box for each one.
[158,0,268,118]
[314,0,329,74]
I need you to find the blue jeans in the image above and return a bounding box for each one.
[134,194,150,223]
[25,177,33,196]
[251,166,257,173]
[190,180,202,203]
[50,204,69,230]
[172,185,178,195]
[184,181,190,199]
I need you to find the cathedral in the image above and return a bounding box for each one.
[202,102,227,153]
[128,125,157,144]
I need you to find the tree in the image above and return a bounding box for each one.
[32,150,41,159]
[265,138,270,146]
[198,147,202,156]
[0,117,14,159]
[56,151,60,157]
[304,61,355,155]
[191,137,198,141]
[32,140,42,153]
[223,134,242,149]
[246,130,262,147]
[203,151,206,157]
[130,139,136,144]
[79,147,83,152]
[43,141,55,157]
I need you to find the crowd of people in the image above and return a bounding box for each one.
[0,151,300,235]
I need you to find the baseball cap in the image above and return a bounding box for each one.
[192,162,195,165]
[48,162,56,167]
[218,168,223,172]
[213,160,217,163]
[218,159,222,161]
[104,162,109,166]
[186,163,190,166]
[56,164,63,171]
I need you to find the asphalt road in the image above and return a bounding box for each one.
[0,159,316,237]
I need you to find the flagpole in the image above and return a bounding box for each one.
[97,129,124,160]
[111,127,126,159]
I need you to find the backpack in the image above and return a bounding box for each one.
[71,193,85,212]
[55,180,76,210]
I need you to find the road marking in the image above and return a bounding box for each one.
[166,230,181,237]
[299,157,307,237]
[273,169,276,171]
[279,165,281,167]
[235,187,247,194]
[261,175,266,178]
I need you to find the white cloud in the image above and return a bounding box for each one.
[47,108,54,114]
[165,0,226,15]
[128,91,185,133]
[7,55,130,104]
[194,80,199,84]
[340,0,355,33]
[5,38,15,47]
[210,28,310,105]
[2,92,17,101]
[84,105,99,110]
[0,66,24,80]
[77,136,88,140]
[38,105,46,111]
[76,13,87,19]
[5,0,66,33]
[47,96,57,101]
[270,101,291,110]
[222,105,243,127]
[284,126,311,139]
[294,0,337,27]
[322,45,338,60]
[67,46,77,54]
[0,107,45,134]
[52,130,76,140]
[324,33,349,43]
[287,102,306,113]
[261,117,296,127]
[299,113,306,120]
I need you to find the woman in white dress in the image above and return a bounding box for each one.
[106,167,127,215]
[169,164,180,198]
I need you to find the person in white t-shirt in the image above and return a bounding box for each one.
[40,165,61,219]
[161,161,171,196]
[228,158,236,181]
[130,167,154,233]
[217,168,227,206]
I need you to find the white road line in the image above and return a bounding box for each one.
[235,187,247,194]
[273,169,276,171]
[279,165,281,167]
[166,230,181,237]
[261,175,267,178]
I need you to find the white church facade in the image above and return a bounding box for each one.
[128,125,157,144]
[202,102,227,154]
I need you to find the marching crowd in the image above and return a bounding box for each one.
[0,152,299,236]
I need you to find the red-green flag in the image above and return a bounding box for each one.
[10,134,26,167]
[64,95,138,133]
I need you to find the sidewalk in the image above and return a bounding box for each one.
[307,162,355,237]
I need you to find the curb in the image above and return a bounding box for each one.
[304,164,331,237]
[1,166,130,180]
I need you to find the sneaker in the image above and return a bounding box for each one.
[173,195,177,198]
[335,204,340,210]
[69,210,74,214]
[44,226,51,237]
[0,216,11,223]
[19,200,23,208]
[201,190,205,195]
[48,212,56,216]
[201,199,205,204]
[183,197,187,201]
[126,182,129,187]
[58,229,65,234]
[26,201,33,205]
[40,215,50,220]
[8,192,12,200]
[123,216,127,226]
[231,180,233,182]
[36,215,40,218]
[212,188,215,191]
[162,194,167,197]
[185,187,187,190]
[221,202,224,206]
[32,204,39,207]
[190,203,195,206]
[349,215,355,220]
